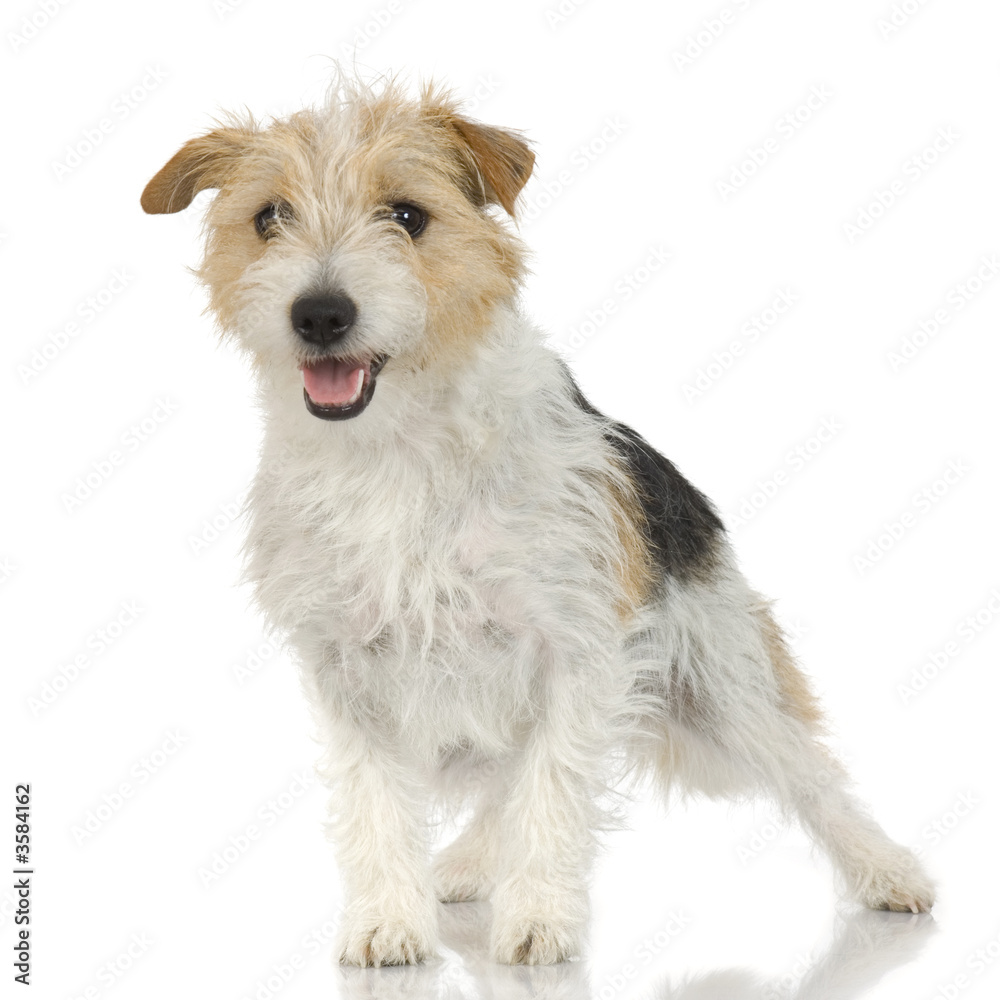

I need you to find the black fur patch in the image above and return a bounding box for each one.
[568,374,725,580]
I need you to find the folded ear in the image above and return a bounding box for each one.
[450,117,535,217]
[141,127,253,214]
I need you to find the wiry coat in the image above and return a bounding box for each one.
[142,76,935,966]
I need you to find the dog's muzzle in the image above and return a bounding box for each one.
[292,293,386,420]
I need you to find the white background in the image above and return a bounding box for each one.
[3,0,1000,997]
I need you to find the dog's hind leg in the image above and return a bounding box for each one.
[649,567,935,913]
[433,764,507,903]
[750,602,935,913]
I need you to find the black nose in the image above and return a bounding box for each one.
[290,293,357,347]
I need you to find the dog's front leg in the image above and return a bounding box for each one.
[325,708,438,967]
[489,664,613,965]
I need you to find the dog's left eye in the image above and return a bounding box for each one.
[254,202,291,239]
[389,203,427,238]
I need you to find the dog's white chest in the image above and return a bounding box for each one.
[246,451,550,755]
[250,454,531,642]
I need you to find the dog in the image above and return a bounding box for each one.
[141,74,934,967]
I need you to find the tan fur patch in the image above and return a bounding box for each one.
[385,94,533,368]
[141,126,256,214]
[449,117,535,216]
[753,603,825,731]
[603,462,655,621]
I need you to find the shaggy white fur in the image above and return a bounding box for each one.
[142,74,935,967]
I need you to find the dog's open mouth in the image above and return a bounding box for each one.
[300,355,387,420]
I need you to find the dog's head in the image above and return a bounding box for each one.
[142,78,534,422]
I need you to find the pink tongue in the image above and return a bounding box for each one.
[301,359,366,407]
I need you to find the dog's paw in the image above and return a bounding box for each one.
[433,846,492,902]
[338,920,436,967]
[855,851,936,914]
[490,918,579,965]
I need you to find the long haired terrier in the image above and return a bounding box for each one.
[142,75,934,966]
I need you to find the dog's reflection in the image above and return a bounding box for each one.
[335,902,936,999]
[644,908,937,999]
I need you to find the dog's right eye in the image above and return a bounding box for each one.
[254,202,290,239]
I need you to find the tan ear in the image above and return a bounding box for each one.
[451,117,535,217]
[141,127,253,214]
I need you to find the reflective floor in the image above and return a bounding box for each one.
[335,902,937,1000]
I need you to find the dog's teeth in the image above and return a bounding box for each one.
[348,368,365,405]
